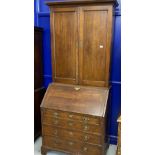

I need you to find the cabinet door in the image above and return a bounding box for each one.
[51,7,78,84]
[79,5,113,87]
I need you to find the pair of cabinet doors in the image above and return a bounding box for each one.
[50,5,113,87]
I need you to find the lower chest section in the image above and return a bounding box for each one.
[41,109,107,155]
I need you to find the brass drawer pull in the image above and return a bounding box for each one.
[53,120,58,125]
[54,139,59,144]
[83,117,89,122]
[84,125,89,131]
[53,112,58,117]
[68,141,74,146]
[68,122,73,126]
[54,130,58,135]
[69,114,73,118]
[83,147,88,152]
[84,135,89,141]
[74,87,80,91]
[69,131,73,136]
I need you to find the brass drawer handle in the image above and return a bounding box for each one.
[83,117,89,122]
[53,120,58,125]
[84,125,89,131]
[84,135,89,141]
[54,139,59,144]
[54,130,58,135]
[74,87,80,91]
[83,147,88,152]
[53,112,58,117]
[68,141,74,146]
[69,131,73,136]
[69,114,73,118]
[68,122,73,126]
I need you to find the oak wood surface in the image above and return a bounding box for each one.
[51,7,79,84]
[41,0,116,154]
[43,136,103,155]
[50,5,113,87]
[41,83,109,117]
[79,5,113,87]
[42,124,102,145]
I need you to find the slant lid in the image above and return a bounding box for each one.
[41,83,109,117]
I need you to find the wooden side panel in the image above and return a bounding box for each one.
[51,7,79,84]
[34,28,43,89]
[79,5,113,87]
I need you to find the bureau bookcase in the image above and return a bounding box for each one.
[41,0,117,155]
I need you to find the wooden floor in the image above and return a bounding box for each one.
[34,137,117,155]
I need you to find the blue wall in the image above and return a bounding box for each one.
[34,0,121,144]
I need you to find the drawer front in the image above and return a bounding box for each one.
[43,109,100,125]
[79,144,102,155]
[43,136,102,155]
[43,136,81,152]
[42,125,102,145]
[42,116,102,134]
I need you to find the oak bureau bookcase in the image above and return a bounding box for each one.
[41,0,117,155]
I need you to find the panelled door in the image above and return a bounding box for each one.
[51,7,79,84]
[50,5,113,87]
[79,5,113,87]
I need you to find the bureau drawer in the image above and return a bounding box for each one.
[43,109,100,125]
[42,116,102,134]
[43,136,81,152]
[42,125,102,145]
[43,136,103,155]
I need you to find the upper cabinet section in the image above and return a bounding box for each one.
[47,0,117,87]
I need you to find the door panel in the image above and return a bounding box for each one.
[79,6,113,87]
[51,7,78,84]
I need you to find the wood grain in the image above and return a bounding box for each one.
[79,5,113,87]
[51,7,78,84]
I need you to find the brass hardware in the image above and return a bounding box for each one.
[53,120,58,125]
[68,141,74,146]
[84,135,89,141]
[69,132,73,136]
[83,147,88,152]
[84,125,89,131]
[53,112,58,117]
[68,122,73,126]
[54,139,59,144]
[54,130,58,135]
[69,114,73,118]
[83,117,89,121]
[74,87,80,91]
[99,45,104,48]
